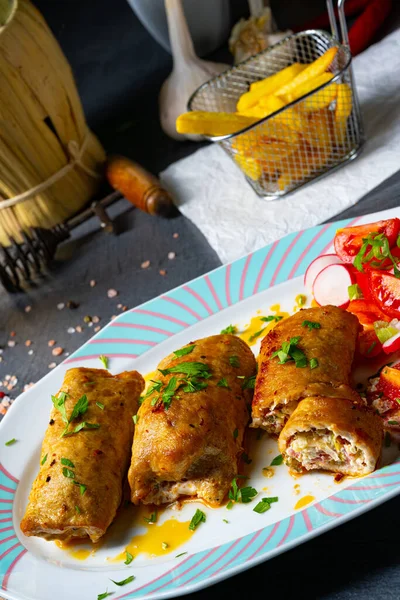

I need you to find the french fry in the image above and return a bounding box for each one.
[176,111,258,137]
[298,81,338,113]
[275,47,338,99]
[280,72,334,104]
[234,153,262,180]
[258,95,286,110]
[236,63,306,112]
[335,83,353,144]
[277,140,332,191]
[302,108,335,151]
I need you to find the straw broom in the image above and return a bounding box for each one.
[0,0,106,246]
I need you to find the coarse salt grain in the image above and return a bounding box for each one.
[75,326,83,333]
[90,280,96,287]
[57,303,65,310]
[7,340,15,347]
[25,305,32,313]
[168,252,176,260]
[28,350,34,355]
[10,331,16,337]
[52,347,63,357]
[48,362,56,369]
[117,304,122,309]
[159,269,166,276]
[141,260,150,269]
[173,233,179,239]
[94,326,101,332]
[48,340,56,347]
[25,340,32,347]
[107,289,118,298]
[88,322,93,327]
[92,316,100,323]
[67,327,75,334]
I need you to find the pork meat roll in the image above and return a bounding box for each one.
[128,334,257,506]
[20,367,144,542]
[251,305,360,435]
[279,396,383,476]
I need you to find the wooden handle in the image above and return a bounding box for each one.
[105,155,175,217]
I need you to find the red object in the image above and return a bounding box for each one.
[346,299,390,326]
[0,391,5,399]
[334,218,400,263]
[304,254,343,290]
[382,332,400,355]
[354,269,371,300]
[348,0,393,56]
[378,366,400,405]
[357,328,382,358]
[368,270,400,319]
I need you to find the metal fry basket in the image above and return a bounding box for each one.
[188,0,364,199]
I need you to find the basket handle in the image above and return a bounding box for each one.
[326,0,350,47]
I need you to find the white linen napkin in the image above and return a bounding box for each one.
[160,28,400,264]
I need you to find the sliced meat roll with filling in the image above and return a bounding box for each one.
[251,305,360,435]
[278,396,383,476]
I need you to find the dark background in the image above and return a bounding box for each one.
[1,1,400,598]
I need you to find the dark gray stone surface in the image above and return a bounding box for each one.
[1,1,399,598]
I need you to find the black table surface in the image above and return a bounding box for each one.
[1,1,400,598]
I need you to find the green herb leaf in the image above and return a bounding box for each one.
[69,395,89,421]
[5,438,16,446]
[302,320,321,330]
[241,452,252,465]
[296,294,306,306]
[249,328,267,343]
[233,428,239,439]
[61,457,75,468]
[41,453,48,465]
[217,377,230,389]
[388,420,399,425]
[253,496,278,513]
[309,357,319,369]
[62,467,75,478]
[162,376,178,409]
[270,454,283,466]
[98,591,113,600]
[144,380,163,398]
[271,336,307,368]
[348,283,363,300]
[240,486,258,503]
[132,414,139,425]
[159,362,211,379]
[73,481,87,495]
[260,315,283,323]
[220,325,237,334]
[173,345,196,358]
[96,401,104,410]
[223,519,229,523]
[176,552,188,558]
[99,355,109,369]
[241,375,256,390]
[181,378,208,393]
[75,505,81,514]
[226,501,234,510]
[65,422,100,436]
[110,576,135,587]
[124,551,134,565]
[366,341,377,355]
[189,509,206,531]
[51,392,68,424]
[229,356,240,368]
[143,511,157,524]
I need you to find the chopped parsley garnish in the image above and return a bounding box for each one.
[396,398,400,405]
[144,380,163,398]
[66,422,100,435]
[270,336,308,368]
[221,325,237,334]
[270,454,283,466]
[388,420,399,425]
[74,481,87,495]
[227,476,257,508]
[124,551,134,565]
[385,431,392,447]
[176,552,187,558]
[296,295,306,306]
[348,283,363,300]
[143,511,157,524]
[309,358,319,369]
[99,355,109,369]
[302,320,321,330]
[62,467,75,479]
[260,315,283,323]
[223,519,229,523]
[229,356,240,368]
[353,232,400,278]
[51,392,69,424]
[61,457,75,468]
[366,342,377,355]
[110,576,135,586]
[249,328,267,343]
[253,497,278,514]
[173,345,196,358]
[98,592,113,600]
[161,542,169,550]
[233,428,239,439]
[96,401,104,410]
[75,505,81,514]
[159,362,211,379]
[41,453,48,465]
[217,377,230,389]
[5,438,16,446]
[189,509,206,531]
[58,393,94,437]
[241,452,252,464]
[161,376,178,409]
[69,395,89,421]
[132,414,139,424]
[240,375,256,390]
[181,378,208,393]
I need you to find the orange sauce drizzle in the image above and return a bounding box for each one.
[294,495,315,510]
[237,304,289,347]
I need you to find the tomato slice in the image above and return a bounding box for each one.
[334,218,400,263]
[368,270,400,319]
[356,328,382,358]
[346,298,391,326]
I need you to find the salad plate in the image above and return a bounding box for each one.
[1,207,399,600]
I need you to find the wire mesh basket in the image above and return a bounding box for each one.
[188,0,364,200]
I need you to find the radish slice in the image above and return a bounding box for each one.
[382,332,400,355]
[304,254,344,290]
[313,264,356,308]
